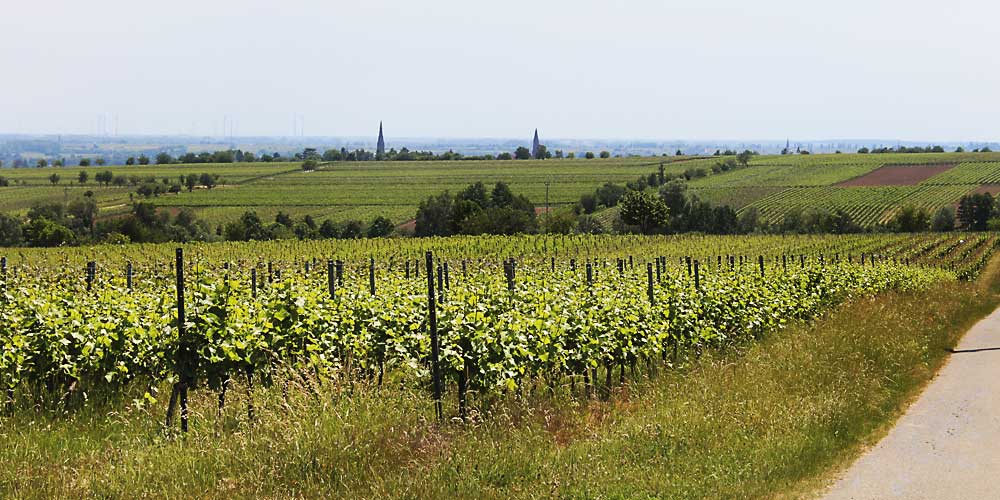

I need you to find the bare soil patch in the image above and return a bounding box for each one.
[837,163,956,186]
[971,184,1000,196]
[397,219,416,233]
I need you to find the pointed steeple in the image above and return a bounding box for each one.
[376,121,385,158]
[531,129,540,158]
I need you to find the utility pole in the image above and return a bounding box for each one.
[544,180,551,221]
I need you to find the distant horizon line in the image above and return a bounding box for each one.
[0,132,996,145]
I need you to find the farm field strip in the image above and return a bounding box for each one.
[0,162,301,186]
[920,162,1000,185]
[745,185,974,226]
[692,162,881,188]
[836,163,956,187]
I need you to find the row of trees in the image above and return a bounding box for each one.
[414,182,537,236]
[318,146,614,162]
[0,199,399,247]
[43,170,221,193]
[613,181,960,236]
[858,145,993,154]
[222,211,393,241]
[0,200,210,247]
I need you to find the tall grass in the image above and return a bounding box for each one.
[3,262,1000,499]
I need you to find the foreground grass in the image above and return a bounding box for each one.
[3,266,1000,499]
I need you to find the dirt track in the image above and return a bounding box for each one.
[821,305,1000,499]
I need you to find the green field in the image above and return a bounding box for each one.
[4,152,1000,228]
[2,234,999,498]
[0,157,698,225]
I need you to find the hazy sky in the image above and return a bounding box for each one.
[2,0,998,141]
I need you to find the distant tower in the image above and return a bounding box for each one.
[531,129,540,158]
[376,122,386,158]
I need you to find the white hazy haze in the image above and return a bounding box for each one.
[2,0,998,141]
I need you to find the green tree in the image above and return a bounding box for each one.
[584,152,595,159]
[48,173,60,185]
[931,206,955,232]
[595,183,626,207]
[578,193,598,214]
[78,170,89,184]
[491,182,515,208]
[460,207,536,235]
[658,180,689,217]
[367,216,394,237]
[339,220,363,239]
[737,150,754,167]
[79,158,91,167]
[619,190,669,234]
[599,151,611,159]
[957,193,995,230]
[457,181,490,208]
[542,211,576,234]
[319,219,339,239]
[576,215,604,234]
[415,192,454,237]
[892,205,930,232]
[274,211,293,227]
[156,153,173,165]
[138,155,150,165]
[95,170,113,186]
[199,173,218,189]
[0,213,24,246]
[514,146,531,160]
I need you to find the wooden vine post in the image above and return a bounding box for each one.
[327,260,336,297]
[86,261,96,291]
[166,247,191,432]
[646,262,654,305]
[425,251,443,422]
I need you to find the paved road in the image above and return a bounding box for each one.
[822,306,1000,500]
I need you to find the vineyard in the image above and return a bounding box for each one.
[745,185,976,226]
[921,162,1000,185]
[1,233,994,429]
[5,152,1000,230]
[0,157,696,224]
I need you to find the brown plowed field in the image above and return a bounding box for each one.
[970,184,1000,196]
[837,163,956,186]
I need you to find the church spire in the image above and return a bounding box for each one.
[531,129,540,158]
[376,121,385,158]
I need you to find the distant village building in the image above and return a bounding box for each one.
[531,129,540,158]
[376,122,386,158]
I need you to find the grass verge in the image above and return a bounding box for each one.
[3,262,1000,499]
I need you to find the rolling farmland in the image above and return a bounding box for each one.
[4,152,1000,229]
